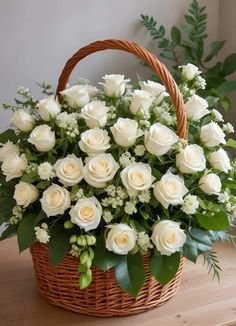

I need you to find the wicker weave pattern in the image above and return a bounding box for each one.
[30,243,184,317]
[55,39,187,139]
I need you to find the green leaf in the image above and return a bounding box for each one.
[17,214,37,252]
[220,96,231,113]
[130,219,146,232]
[93,237,122,272]
[206,96,219,107]
[0,129,17,143]
[181,239,198,263]
[0,224,17,241]
[196,208,229,231]
[115,253,146,298]
[222,53,236,76]
[216,81,236,96]
[207,62,222,77]
[21,172,38,183]
[225,138,236,149]
[48,227,70,266]
[80,270,92,289]
[204,40,225,62]
[150,252,180,286]
[190,228,212,247]
[171,26,181,46]
[0,197,15,216]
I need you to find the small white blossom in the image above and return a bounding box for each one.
[124,201,137,215]
[38,162,55,181]
[138,190,151,203]
[17,86,32,99]
[119,151,135,167]
[9,205,24,225]
[137,232,153,252]
[116,186,127,199]
[139,120,151,130]
[212,109,224,122]
[225,202,235,212]
[195,76,206,89]
[105,185,116,197]
[35,224,50,244]
[134,144,146,156]
[70,244,82,258]
[26,162,38,174]
[218,191,230,203]
[103,210,113,223]
[56,112,79,137]
[76,188,85,199]
[174,138,188,152]
[223,122,234,133]
[181,195,199,215]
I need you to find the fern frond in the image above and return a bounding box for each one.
[202,251,222,282]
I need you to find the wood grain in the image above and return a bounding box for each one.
[0,237,236,326]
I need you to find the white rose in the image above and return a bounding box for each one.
[11,109,35,132]
[54,154,83,186]
[199,173,222,194]
[13,181,39,207]
[181,63,201,81]
[209,148,231,173]
[83,153,119,188]
[212,109,223,122]
[40,184,71,217]
[79,128,111,155]
[120,163,155,196]
[61,85,91,108]
[200,122,226,147]
[81,101,109,128]
[145,123,178,156]
[176,144,206,174]
[37,97,61,121]
[111,118,142,147]
[1,153,27,181]
[151,220,186,256]
[130,90,153,115]
[100,74,130,97]
[28,125,56,152]
[69,197,102,231]
[140,80,167,104]
[0,141,20,162]
[153,171,188,209]
[106,224,137,255]
[185,95,210,121]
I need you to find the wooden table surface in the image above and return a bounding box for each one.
[0,238,236,326]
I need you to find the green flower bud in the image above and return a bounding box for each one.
[77,235,87,247]
[64,221,74,229]
[69,235,77,243]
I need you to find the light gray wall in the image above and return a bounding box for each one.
[0,0,219,131]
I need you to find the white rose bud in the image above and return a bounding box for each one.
[111,118,142,147]
[130,90,153,115]
[176,144,206,174]
[11,109,35,132]
[83,153,119,188]
[28,125,56,152]
[200,122,226,147]
[199,173,222,194]
[69,197,102,231]
[140,80,167,104]
[121,163,155,197]
[79,128,111,155]
[106,224,137,255]
[212,109,223,122]
[185,94,210,121]
[1,153,27,181]
[151,220,186,256]
[54,154,83,186]
[40,184,71,217]
[61,85,90,108]
[81,100,109,128]
[181,63,200,81]
[0,141,20,162]
[145,123,178,156]
[13,181,39,207]
[100,74,130,97]
[37,97,61,121]
[153,171,188,209]
[209,148,231,173]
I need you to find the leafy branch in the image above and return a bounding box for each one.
[202,251,222,282]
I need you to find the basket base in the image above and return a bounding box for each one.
[30,243,184,317]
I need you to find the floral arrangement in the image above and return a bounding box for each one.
[0,65,235,297]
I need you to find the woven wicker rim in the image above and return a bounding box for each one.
[55,39,187,139]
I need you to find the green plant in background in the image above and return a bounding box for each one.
[141,0,236,114]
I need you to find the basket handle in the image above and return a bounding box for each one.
[56,39,187,139]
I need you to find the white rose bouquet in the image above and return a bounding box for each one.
[0,66,236,298]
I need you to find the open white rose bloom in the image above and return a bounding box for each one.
[0,68,235,297]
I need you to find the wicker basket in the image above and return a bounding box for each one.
[30,39,187,317]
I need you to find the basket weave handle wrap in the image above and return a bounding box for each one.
[56,39,187,139]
